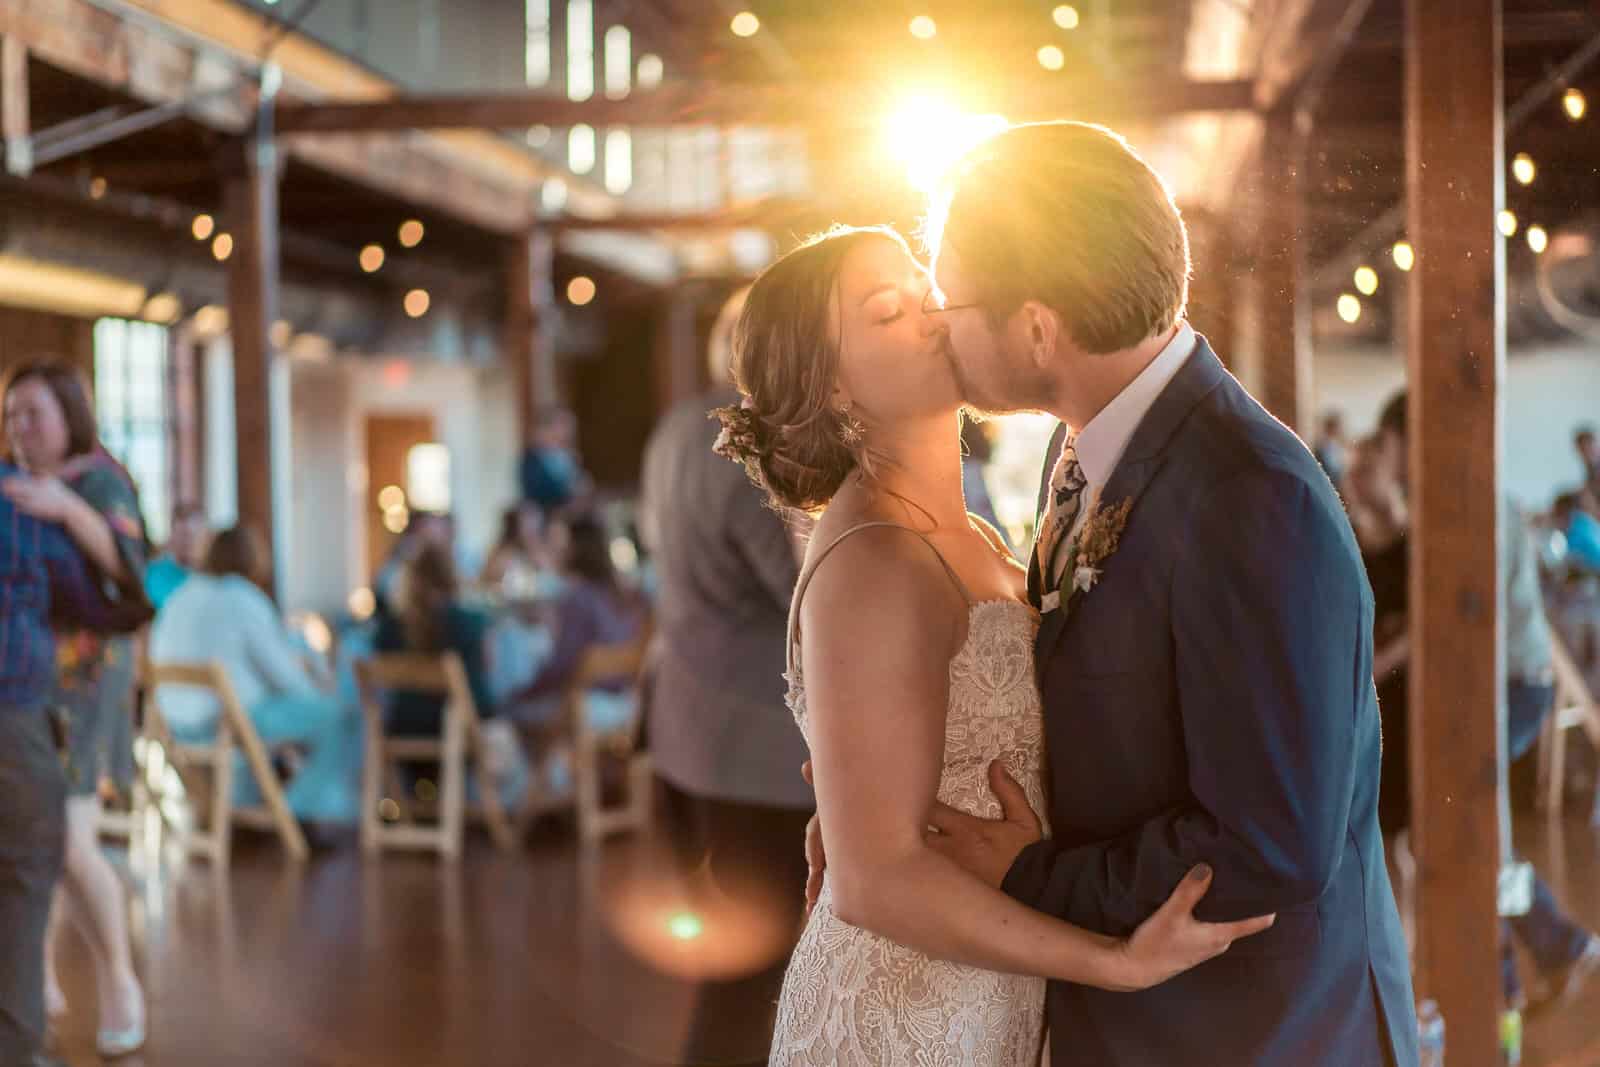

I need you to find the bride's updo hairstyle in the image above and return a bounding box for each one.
[712,224,906,515]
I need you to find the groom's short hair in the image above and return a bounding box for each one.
[931,121,1190,355]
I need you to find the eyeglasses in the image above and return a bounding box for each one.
[921,288,982,316]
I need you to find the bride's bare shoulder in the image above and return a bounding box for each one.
[798,507,967,656]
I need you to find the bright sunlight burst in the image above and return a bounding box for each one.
[883,97,1009,193]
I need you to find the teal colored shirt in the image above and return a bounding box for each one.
[144,556,191,611]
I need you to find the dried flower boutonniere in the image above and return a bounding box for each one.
[1044,497,1132,615]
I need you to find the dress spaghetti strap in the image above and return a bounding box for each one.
[786,522,974,675]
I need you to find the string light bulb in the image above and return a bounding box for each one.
[1564,88,1586,121]
[191,214,215,241]
[909,15,936,40]
[1498,210,1518,238]
[404,288,430,317]
[1337,294,1361,324]
[1391,241,1415,272]
[1354,266,1379,296]
[1526,225,1548,254]
[360,244,385,273]
[1053,5,1080,29]
[212,233,234,261]
[730,12,759,37]
[398,220,424,248]
[567,276,597,306]
[1511,152,1536,185]
[1037,45,1066,71]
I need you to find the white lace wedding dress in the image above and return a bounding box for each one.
[770,522,1050,1067]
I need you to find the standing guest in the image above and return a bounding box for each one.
[1314,411,1350,489]
[519,407,590,515]
[144,503,209,611]
[1375,392,1600,1013]
[1575,426,1599,493]
[0,457,147,1067]
[639,286,812,1063]
[479,501,547,593]
[149,525,361,826]
[1,362,152,1057]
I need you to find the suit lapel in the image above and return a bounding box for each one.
[1027,420,1071,612]
[1035,336,1231,666]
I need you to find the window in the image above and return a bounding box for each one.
[525,0,551,87]
[93,317,171,544]
[569,124,596,174]
[566,0,594,102]
[604,25,630,99]
[604,129,633,194]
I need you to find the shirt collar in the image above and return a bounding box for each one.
[1073,320,1197,488]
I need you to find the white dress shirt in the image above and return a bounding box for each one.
[1052,321,1197,584]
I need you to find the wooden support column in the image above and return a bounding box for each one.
[505,227,557,446]
[1254,112,1313,435]
[1406,0,1506,1060]
[222,110,283,592]
[654,283,701,416]
[168,321,202,511]
[1,35,29,176]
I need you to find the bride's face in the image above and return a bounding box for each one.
[829,237,958,426]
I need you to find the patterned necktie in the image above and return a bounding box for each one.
[1036,437,1088,594]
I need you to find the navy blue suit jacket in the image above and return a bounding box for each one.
[1007,339,1418,1066]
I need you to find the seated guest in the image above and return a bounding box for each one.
[374,541,496,735]
[149,525,360,825]
[373,542,527,804]
[479,501,548,593]
[1554,490,1600,573]
[145,503,209,611]
[372,510,452,618]
[506,514,646,733]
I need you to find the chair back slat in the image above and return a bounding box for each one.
[139,658,309,863]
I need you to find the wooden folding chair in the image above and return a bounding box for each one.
[1536,625,1600,818]
[141,661,309,866]
[355,652,517,860]
[568,624,655,843]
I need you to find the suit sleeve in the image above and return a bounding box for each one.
[1001,468,1364,931]
[727,478,802,611]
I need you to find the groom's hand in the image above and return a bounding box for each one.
[801,761,826,917]
[925,761,1042,890]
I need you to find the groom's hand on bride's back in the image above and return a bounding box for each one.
[924,760,1043,890]
[801,761,826,917]
[799,758,1042,912]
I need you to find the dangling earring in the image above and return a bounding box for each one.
[837,403,866,448]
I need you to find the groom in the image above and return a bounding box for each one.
[816,122,1419,1065]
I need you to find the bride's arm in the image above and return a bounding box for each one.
[800,529,1267,989]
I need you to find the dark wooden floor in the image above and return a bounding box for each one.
[48,808,1600,1066]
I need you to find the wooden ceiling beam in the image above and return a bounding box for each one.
[274,78,1257,135]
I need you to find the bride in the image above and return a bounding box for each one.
[713,225,1273,1067]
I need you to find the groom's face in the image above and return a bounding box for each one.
[929,242,1048,415]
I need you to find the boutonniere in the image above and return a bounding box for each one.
[1043,498,1132,615]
